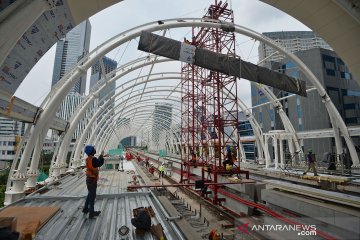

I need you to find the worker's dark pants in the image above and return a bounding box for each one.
[159,171,164,178]
[304,162,317,175]
[84,177,97,213]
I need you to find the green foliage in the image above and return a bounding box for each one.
[0,171,9,208]
[0,170,9,185]
[39,151,53,176]
[42,152,53,165]
[0,184,6,207]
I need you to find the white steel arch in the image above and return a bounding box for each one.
[70,90,182,168]
[98,111,179,152]
[54,71,263,175]
[54,58,174,172]
[67,71,268,168]
[6,18,358,205]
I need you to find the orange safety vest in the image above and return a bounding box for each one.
[86,156,99,179]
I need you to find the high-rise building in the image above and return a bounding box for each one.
[90,56,117,102]
[51,20,91,141]
[0,117,26,165]
[89,56,117,140]
[0,117,26,136]
[0,117,55,165]
[259,31,332,65]
[251,47,360,157]
[152,103,173,147]
[51,20,91,94]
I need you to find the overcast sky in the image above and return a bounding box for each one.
[14,0,310,107]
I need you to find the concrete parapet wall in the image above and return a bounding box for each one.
[262,189,360,238]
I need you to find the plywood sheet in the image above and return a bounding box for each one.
[0,206,60,237]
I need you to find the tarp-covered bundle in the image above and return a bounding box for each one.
[138,31,307,97]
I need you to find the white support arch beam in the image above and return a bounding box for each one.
[104,116,178,148]
[70,90,182,168]
[7,18,358,205]
[54,66,178,174]
[90,106,182,152]
[99,112,178,153]
[101,117,180,155]
[65,73,268,167]
[54,59,173,172]
[94,112,179,158]
[68,72,265,165]
[85,95,183,152]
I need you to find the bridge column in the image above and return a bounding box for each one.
[264,135,271,168]
[25,170,39,189]
[60,162,68,174]
[52,164,62,179]
[4,174,27,205]
[279,138,284,168]
[273,136,279,169]
[288,138,295,166]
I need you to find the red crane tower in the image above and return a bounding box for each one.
[180,1,249,204]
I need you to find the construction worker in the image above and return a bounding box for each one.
[223,146,234,169]
[144,157,149,168]
[159,162,165,178]
[303,149,318,176]
[190,151,197,167]
[342,148,353,174]
[149,164,155,175]
[83,145,104,218]
[231,146,237,163]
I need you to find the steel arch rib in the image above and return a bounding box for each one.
[68,73,261,166]
[99,112,179,153]
[11,18,358,197]
[57,72,257,171]
[70,91,182,167]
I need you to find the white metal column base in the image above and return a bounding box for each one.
[71,160,82,169]
[59,163,68,174]
[51,164,62,179]
[4,174,27,205]
[257,158,265,164]
[10,173,27,192]
[4,190,25,206]
[25,170,39,188]
[70,163,77,169]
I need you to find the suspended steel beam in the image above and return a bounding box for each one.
[138,31,307,96]
[0,93,68,131]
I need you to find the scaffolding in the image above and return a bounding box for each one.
[180,0,249,204]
